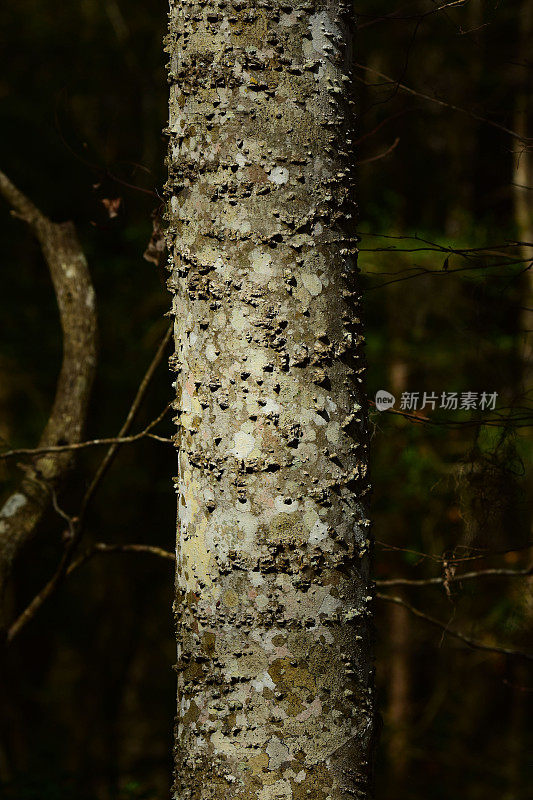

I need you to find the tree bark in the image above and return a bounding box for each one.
[165,2,374,798]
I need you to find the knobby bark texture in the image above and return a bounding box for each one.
[165,2,374,798]
[0,171,97,613]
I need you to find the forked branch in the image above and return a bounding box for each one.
[0,171,97,612]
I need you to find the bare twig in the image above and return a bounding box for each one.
[359,137,400,165]
[4,404,171,639]
[369,399,533,429]
[376,565,533,588]
[376,539,533,564]
[68,542,176,576]
[355,110,410,146]
[357,1,470,30]
[8,540,175,642]
[0,411,173,460]
[7,494,78,642]
[79,324,172,520]
[354,63,531,143]
[5,328,173,642]
[376,593,533,661]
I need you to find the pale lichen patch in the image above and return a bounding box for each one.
[230,430,257,459]
[258,779,292,800]
[1,493,27,518]
[301,272,323,296]
[267,166,289,185]
[230,306,248,331]
[266,736,292,770]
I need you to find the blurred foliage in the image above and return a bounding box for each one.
[0,1,531,799]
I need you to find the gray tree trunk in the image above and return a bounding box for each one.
[165,2,374,798]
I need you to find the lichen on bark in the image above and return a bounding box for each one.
[165,1,374,797]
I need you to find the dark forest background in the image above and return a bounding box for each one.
[0,1,531,799]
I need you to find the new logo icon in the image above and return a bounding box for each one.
[375,390,395,411]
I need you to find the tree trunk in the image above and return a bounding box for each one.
[386,602,411,788]
[165,2,375,798]
[383,360,411,790]
[509,7,532,773]
[513,0,533,387]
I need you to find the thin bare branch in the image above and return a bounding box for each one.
[369,399,533,429]
[69,542,176,576]
[354,110,410,146]
[376,539,533,564]
[376,593,533,661]
[7,496,78,642]
[376,565,533,587]
[5,332,173,641]
[357,0,470,30]
[79,324,172,520]
[359,137,400,165]
[354,63,531,143]
[0,404,173,460]
[8,540,175,642]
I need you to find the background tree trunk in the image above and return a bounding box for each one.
[383,361,411,790]
[513,0,533,387]
[165,1,375,798]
